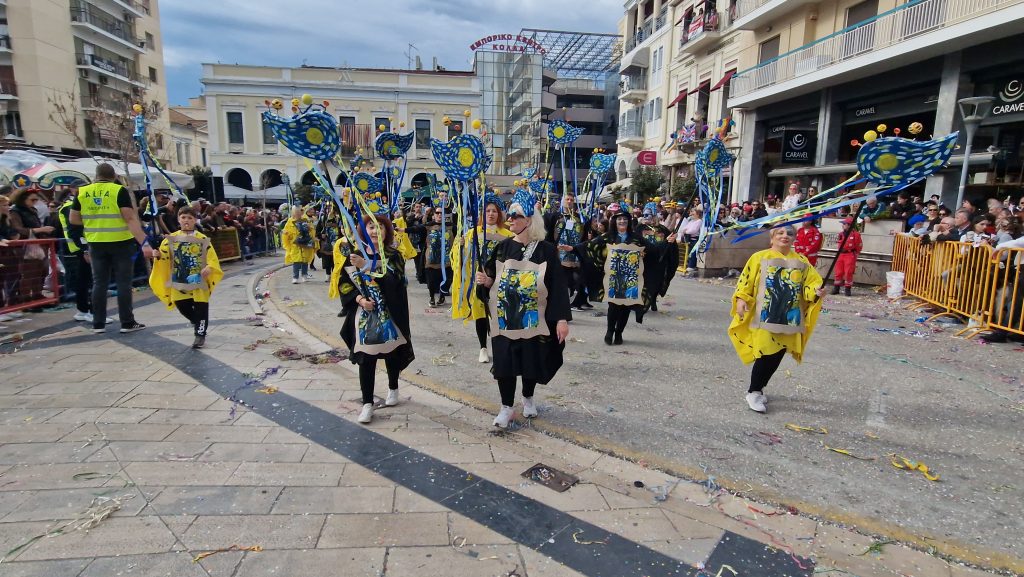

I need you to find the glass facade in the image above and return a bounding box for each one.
[475,50,544,176]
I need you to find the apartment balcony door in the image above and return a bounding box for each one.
[842,0,879,60]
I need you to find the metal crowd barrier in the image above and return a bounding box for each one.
[0,238,62,314]
[890,234,1024,339]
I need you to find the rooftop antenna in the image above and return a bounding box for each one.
[404,43,419,70]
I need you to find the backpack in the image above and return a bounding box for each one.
[294,221,314,247]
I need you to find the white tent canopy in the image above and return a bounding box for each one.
[223,184,290,201]
[57,158,194,191]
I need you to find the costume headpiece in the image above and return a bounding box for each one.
[483,191,505,213]
[508,189,535,218]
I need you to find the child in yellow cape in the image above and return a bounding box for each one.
[449,194,514,363]
[282,206,317,284]
[729,225,826,414]
[149,206,223,349]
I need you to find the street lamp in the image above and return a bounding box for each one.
[955,96,996,210]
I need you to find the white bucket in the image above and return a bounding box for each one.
[886,271,905,299]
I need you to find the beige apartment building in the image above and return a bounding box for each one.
[2,0,169,159]
[168,96,207,172]
[618,0,1024,205]
[201,64,480,200]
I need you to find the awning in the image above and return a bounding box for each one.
[710,70,736,92]
[666,90,687,109]
[687,80,710,95]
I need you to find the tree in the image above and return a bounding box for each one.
[47,86,165,185]
[629,167,665,203]
[672,177,697,203]
[293,184,313,205]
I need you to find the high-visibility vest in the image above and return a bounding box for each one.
[57,199,81,253]
[78,182,133,243]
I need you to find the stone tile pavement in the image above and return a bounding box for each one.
[0,260,1008,577]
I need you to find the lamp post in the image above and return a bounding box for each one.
[955,96,996,211]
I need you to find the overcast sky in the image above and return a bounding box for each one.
[161,0,622,105]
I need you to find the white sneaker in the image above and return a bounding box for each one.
[0,314,13,322]
[522,397,538,418]
[746,392,767,413]
[291,278,299,284]
[73,311,90,322]
[759,392,769,405]
[478,348,489,363]
[385,389,399,406]
[306,273,315,279]
[493,405,515,429]
[357,403,374,424]
[298,277,306,284]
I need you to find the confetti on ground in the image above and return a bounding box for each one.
[572,530,609,545]
[192,544,263,563]
[243,339,270,351]
[785,423,828,435]
[285,300,308,307]
[1,494,134,563]
[273,347,302,360]
[255,386,279,394]
[431,353,457,366]
[889,454,941,481]
[855,539,897,556]
[823,445,876,461]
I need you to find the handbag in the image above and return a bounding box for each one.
[23,231,46,261]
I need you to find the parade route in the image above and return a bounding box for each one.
[0,256,1013,577]
[273,259,1024,570]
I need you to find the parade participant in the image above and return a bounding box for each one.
[794,220,823,265]
[424,207,453,307]
[544,191,588,313]
[149,206,223,348]
[729,225,826,413]
[391,209,419,262]
[476,191,570,428]
[58,188,109,324]
[563,209,656,345]
[405,206,428,284]
[450,192,513,363]
[637,221,678,313]
[327,232,352,318]
[316,214,341,281]
[338,215,414,424]
[832,217,862,296]
[282,206,317,284]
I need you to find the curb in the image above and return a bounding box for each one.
[262,265,1022,575]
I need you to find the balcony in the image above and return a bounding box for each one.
[82,95,130,113]
[0,80,17,99]
[109,0,147,18]
[76,53,148,87]
[730,0,1024,108]
[0,36,11,52]
[617,120,645,147]
[618,75,648,103]
[679,13,723,54]
[69,2,145,53]
[729,0,818,31]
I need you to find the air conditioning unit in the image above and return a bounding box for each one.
[99,75,108,85]
[78,69,89,79]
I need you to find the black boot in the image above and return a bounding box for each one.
[844,286,852,297]
[429,296,436,307]
[831,285,840,295]
[613,332,623,345]
[651,301,658,312]
[604,330,613,345]
[191,335,206,349]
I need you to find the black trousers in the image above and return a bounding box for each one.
[89,240,137,329]
[358,355,403,404]
[425,267,452,298]
[749,349,786,393]
[414,250,426,283]
[497,376,537,407]
[64,253,92,313]
[476,318,489,349]
[175,299,209,336]
[320,253,335,278]
[606,303,630,337]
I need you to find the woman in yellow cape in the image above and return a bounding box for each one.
[450,194,514,363]
[149,206,223,349]
[282,206,317,283]
[729,225,826,414]
[392,210,418,261]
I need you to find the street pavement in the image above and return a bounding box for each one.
[0,253,1013,577]
[275,258,1024,572]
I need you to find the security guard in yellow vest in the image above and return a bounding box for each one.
[69,163,153,334]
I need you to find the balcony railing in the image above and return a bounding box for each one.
[732,0,773,21]
[617,120,645,140]
[75,53,147,85]
[624,17,658,53]
[732,0,1017,99]
[339,123,375,158]
[83,95,130,112]
[69,3,143,47]
[681,12,722,48]
[0,80,17,97]
[618,75,648,96]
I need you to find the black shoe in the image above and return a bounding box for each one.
[119,321,146,334]
[581,303,594,310]
[844,287,852,297]
[438,295,446,305]
[978,330,1008,343]
[430,297,436,307]
[613,333,623,345]
[192,335,206,349]
[831,285,841,295]
[651,302,658,312]
[337,310,347,317]
[604,331,613,345]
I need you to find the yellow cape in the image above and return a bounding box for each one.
[282,217,317,264]
[728,248,823,364]
[148,230,223,309]
[450,225,514,321]
[392,216,418,260]
[328,237,350,300]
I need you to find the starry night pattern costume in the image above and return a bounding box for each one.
[545,205,589,312]
[483,238,570,387]
[424,218,454,305]
[637,223,679,313]
[149,230,223,340]
[574,211,664,344]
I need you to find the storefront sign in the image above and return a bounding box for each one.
[469,34,547,55]
[781,129,816,164]
[854,106,876,117]
[90,55,119,74]
[637,150,658,165]
[993,78,1024,117]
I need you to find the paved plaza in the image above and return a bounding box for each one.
[0,256,1016,577]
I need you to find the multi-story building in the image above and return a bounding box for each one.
[728,0,1024,203]
[2,0,169,159]
[201,64,480,201]
[168,97,207,173]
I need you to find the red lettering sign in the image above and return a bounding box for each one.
[470,34,546,55]
[637,150,658,166]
